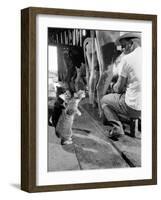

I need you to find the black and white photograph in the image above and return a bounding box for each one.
[47,28,142,172]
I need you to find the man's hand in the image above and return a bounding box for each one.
[113,76,127,94]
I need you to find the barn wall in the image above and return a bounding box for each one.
[57,45,84,91]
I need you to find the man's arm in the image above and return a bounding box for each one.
[112,75,127,94]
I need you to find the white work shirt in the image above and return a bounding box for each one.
[117,47,142,110]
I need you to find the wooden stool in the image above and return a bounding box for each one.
[103,113,141,137]
[130,118,140,137]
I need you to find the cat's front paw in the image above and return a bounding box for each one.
[77,110,81,116]
[78,112,81,116]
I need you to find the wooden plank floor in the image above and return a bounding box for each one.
[81,100,141,167]
[48,101,130,172]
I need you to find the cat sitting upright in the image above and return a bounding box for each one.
[51,85,71,127]
[56,90,85,145]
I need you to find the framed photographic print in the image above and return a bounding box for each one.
[21,7,157,192]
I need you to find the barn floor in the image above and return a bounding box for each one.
[48,98,141,171]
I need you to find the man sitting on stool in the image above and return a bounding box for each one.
[101,33,141,139]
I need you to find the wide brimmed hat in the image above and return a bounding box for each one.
[116,32,141,45]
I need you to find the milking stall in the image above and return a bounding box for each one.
[48,28,141,171]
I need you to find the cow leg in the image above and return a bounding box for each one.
[96,67,113,117]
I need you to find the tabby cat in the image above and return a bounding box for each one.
[56,90,85,145]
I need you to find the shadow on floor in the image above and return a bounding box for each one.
[10,183,20,190]
[62,131,128,169]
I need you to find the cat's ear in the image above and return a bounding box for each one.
[59,93,66,101]
[74,93,78,98]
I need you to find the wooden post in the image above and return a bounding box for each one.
[60,32,63,44]
[80,29,82,47]
[64,31,67,45]
[68,30,71,45]
[73,29,75,46]
[130,118,138,137]
[56,34,58,44]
